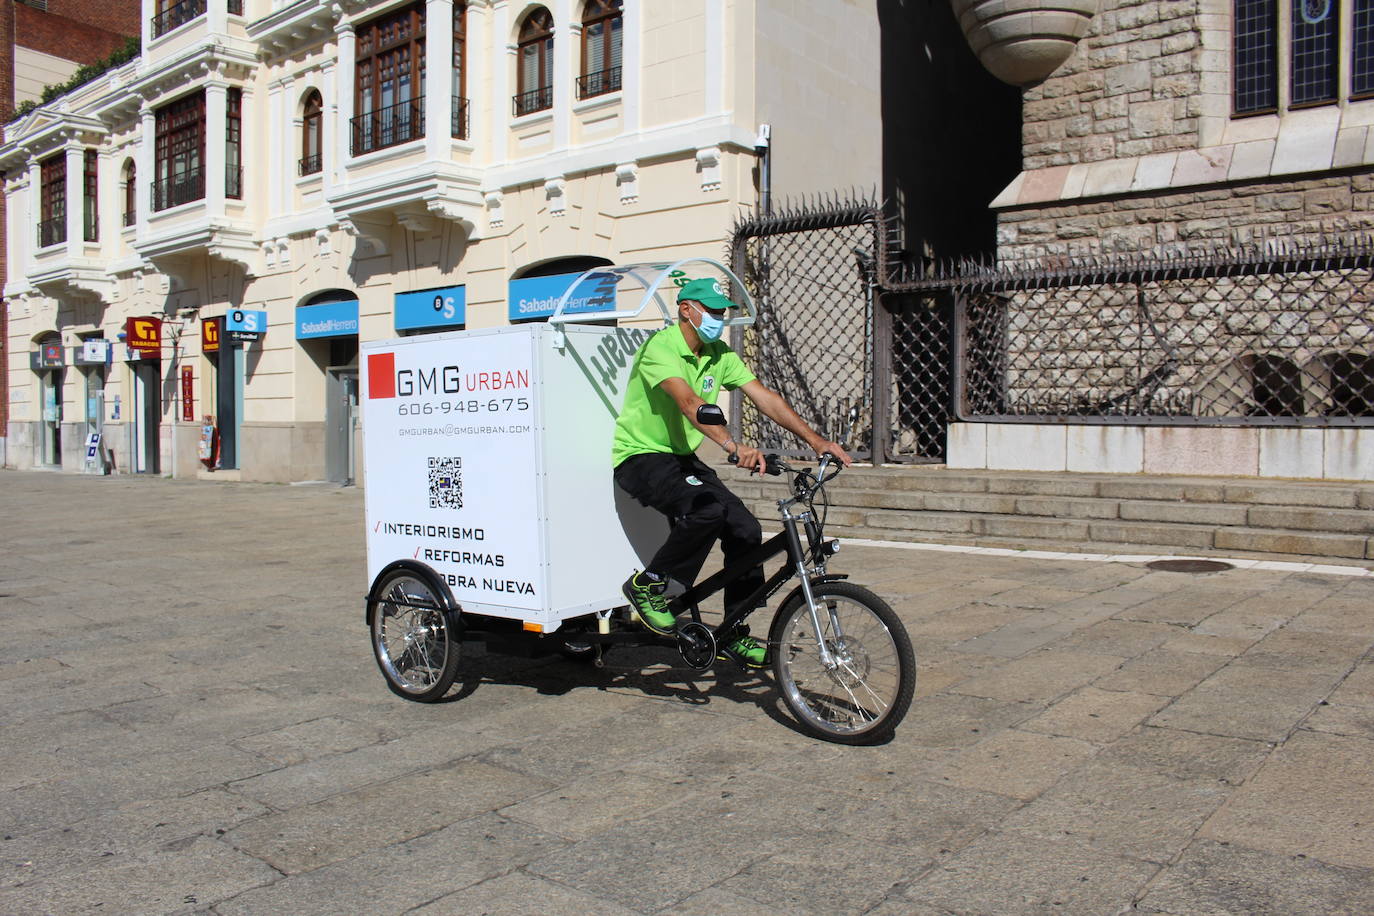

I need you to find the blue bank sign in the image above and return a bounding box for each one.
[224,308,268,341]
[395,284,465,331]
[507,270,619,321]
[296,300,360,339]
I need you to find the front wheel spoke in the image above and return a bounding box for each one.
[836,660,889,712]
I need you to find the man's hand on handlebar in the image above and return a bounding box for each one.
[815,439,853,467]
[729,443,767,474]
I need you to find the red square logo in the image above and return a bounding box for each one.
[367,352,396,399]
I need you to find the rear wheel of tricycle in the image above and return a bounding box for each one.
[768,582,915,745]
[369,569,462,702]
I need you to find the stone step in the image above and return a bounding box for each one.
[731,464,1374,562]
[740,465,1374,509]
[741,483,1374,533]
[823,526,1374,570]
[772,508,1374,561]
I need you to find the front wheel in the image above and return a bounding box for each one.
[768,582,915,744]
[369,569,462,702]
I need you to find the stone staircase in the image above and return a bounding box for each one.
[733,465,1374,566]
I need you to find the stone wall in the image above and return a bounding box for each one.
[997,173,1374,262]
[1023,0,1208,170]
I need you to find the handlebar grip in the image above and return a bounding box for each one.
[727,452,738,464]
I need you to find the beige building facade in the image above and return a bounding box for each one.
[2,0,884,482]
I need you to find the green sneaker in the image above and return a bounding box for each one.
[718,633,768,669]
[622,571,676,636]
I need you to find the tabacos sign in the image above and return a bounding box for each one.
[125,316,162,354]
[202,317,221,353]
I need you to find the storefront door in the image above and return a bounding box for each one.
[131,361,161,474]
[326,367,359,484]
[83,366,106,440]
[215,343,244,469]
[39,368,63,466]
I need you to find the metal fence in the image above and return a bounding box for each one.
[730,202,1374,471]
[890,238,1374,426]
[729,196,954,464]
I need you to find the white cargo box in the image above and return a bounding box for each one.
[360,260,755,631]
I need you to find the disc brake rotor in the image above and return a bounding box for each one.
[824,636,870,688]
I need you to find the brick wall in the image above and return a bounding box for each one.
[15,3,135,64]
[1022,0,1205,170]
[44,0,141,38]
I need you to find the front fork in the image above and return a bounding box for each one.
[781,508,840,670]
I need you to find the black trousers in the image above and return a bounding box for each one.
[613,452,764,613]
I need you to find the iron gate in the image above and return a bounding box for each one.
[728,197,951,463]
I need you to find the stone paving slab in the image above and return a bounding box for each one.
[2,471,1374,914]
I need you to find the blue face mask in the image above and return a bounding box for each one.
[693,306,725,342]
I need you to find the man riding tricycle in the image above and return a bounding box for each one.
[363,260,914,744]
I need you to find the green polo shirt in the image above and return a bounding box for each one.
[612,323,755,466]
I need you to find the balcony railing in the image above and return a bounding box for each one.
[37,217,65,248]
[451,96,470,140]
[123,209,136,228]
[228,0,242,14]
[513,85,553,117]
[83,206,98,242]
[227,165,242,200]
[299,153,322,176]
[152,167,205,211]
[576,66,622,100]
[351,97,425,156]
[151,0,206,38]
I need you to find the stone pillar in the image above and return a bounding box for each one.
[64,142,83,257]
[552,0,573,149]
[621,0,639,134]
[426,0,454,160]
[26,157,40,273]
[138,105,155,235]
[320,60,336,193]
[205,80,228,214]
[268,78,285,218]
[335,22,356,169]
[705,0,725,117]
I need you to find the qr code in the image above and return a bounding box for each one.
[428,456,463,509]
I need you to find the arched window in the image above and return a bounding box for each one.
[1325,351,1374,416]
[1247,354,1304,417]
[300,90,323,175]
[578,0,622,99]
[514,7,554,116]
[123,160,136,227]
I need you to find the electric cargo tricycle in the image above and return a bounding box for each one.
[361,261,914,744]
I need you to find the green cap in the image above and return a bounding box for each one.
[676,277,741,311]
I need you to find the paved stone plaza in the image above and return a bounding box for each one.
[2,470,1373,914]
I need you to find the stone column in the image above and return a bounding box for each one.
[138,105,155,234]
[335,22,356,170]
[26,157,40,273]
[552,0,573,149]
[426,0,455,160]
[320,60,337,193]
[65,142,83,257]
[138,105,154,236]
[205,80,228,214]
[268,78,285,219]
[621,0,640,134]
[705,0,725,117]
